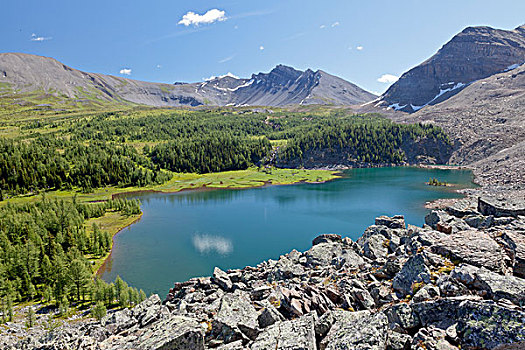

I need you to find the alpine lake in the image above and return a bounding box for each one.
[100,167,475,295]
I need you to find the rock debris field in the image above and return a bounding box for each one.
[2,197,525,349]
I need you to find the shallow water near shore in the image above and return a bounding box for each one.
[100,167,474,295]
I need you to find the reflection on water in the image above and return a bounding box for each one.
[102,167,475,295]
[192,234,233,255]
[136,188,244,206]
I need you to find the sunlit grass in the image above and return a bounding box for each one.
[1,167,341,207]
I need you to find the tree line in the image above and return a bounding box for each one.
[0,136,171,196]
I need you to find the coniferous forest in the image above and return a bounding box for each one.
[0,196,145,321]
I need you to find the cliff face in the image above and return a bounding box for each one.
[4,198,525,349]
[381,24,525,112]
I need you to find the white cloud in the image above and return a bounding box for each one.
[30,33,52,41]
[218,55,235,63]
[320,24,326,29]
[377,74,399,83]
[156,64,162,69]
[178,9,227,27]
[119,68,132,75]
[259,45,264,50]
[356,46,364,51]
[192,234,233,255]
[331,21,340,27]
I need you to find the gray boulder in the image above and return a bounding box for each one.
[412,284,440,302]
[410,297,525,348]
[319,310,389,350]
[313,233,342,246]
[392,254,431,297]
[387,330,411,350]
[133,294,162,327]
[103,315,206,350]
[268,255,306,281]
[305,242,364,270]
[411,327,458,350]
[386,303,421,331]
[375,215,406,229]
[492,230,525,278]
[102,307,135,334]
[212,292,259,343]
[431,230,512,274]
[251,313,317,350]
[257,300,285,328]
[478,197,525,218]
[212,267,234,291]
[457,300,525,349]
[451,264,525,305]
[425,210,453,229]
[361,234,389,260]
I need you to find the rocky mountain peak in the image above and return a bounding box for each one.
[380,24,525,112]
[258,64,303,85]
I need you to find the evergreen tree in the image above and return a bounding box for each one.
[25,307,36,328]
[91,301,107,321]
[68,259,91,301]
[59,295,69,316]
[139,290,147,303]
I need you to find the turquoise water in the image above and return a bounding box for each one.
[100,167,474,295]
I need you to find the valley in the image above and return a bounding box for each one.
[0,17,524,350]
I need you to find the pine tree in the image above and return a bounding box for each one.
[25,307,36,328]
[91,301,107,321]
[43,286,53,303]
[114,276,127,303]
[139,290,147,303]
[59,295,69,316]
[68,259,91,301]
[104,283,115,306]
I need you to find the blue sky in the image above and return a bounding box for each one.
[1,1,524,94]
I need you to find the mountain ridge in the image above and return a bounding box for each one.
[0,53,376,108]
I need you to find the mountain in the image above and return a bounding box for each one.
[392,62,525,189]
[0,53,376,108]
[379,24,525,112]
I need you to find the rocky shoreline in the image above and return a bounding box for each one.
[2,196,524,349]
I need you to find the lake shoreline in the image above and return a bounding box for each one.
[97,173,346,277]
[99,166,476,291]
[94,212,144,277]
[101,165,475,280]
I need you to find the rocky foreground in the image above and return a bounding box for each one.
[3,197,525,349]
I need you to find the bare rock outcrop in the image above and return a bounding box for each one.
[3,201,525,349]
